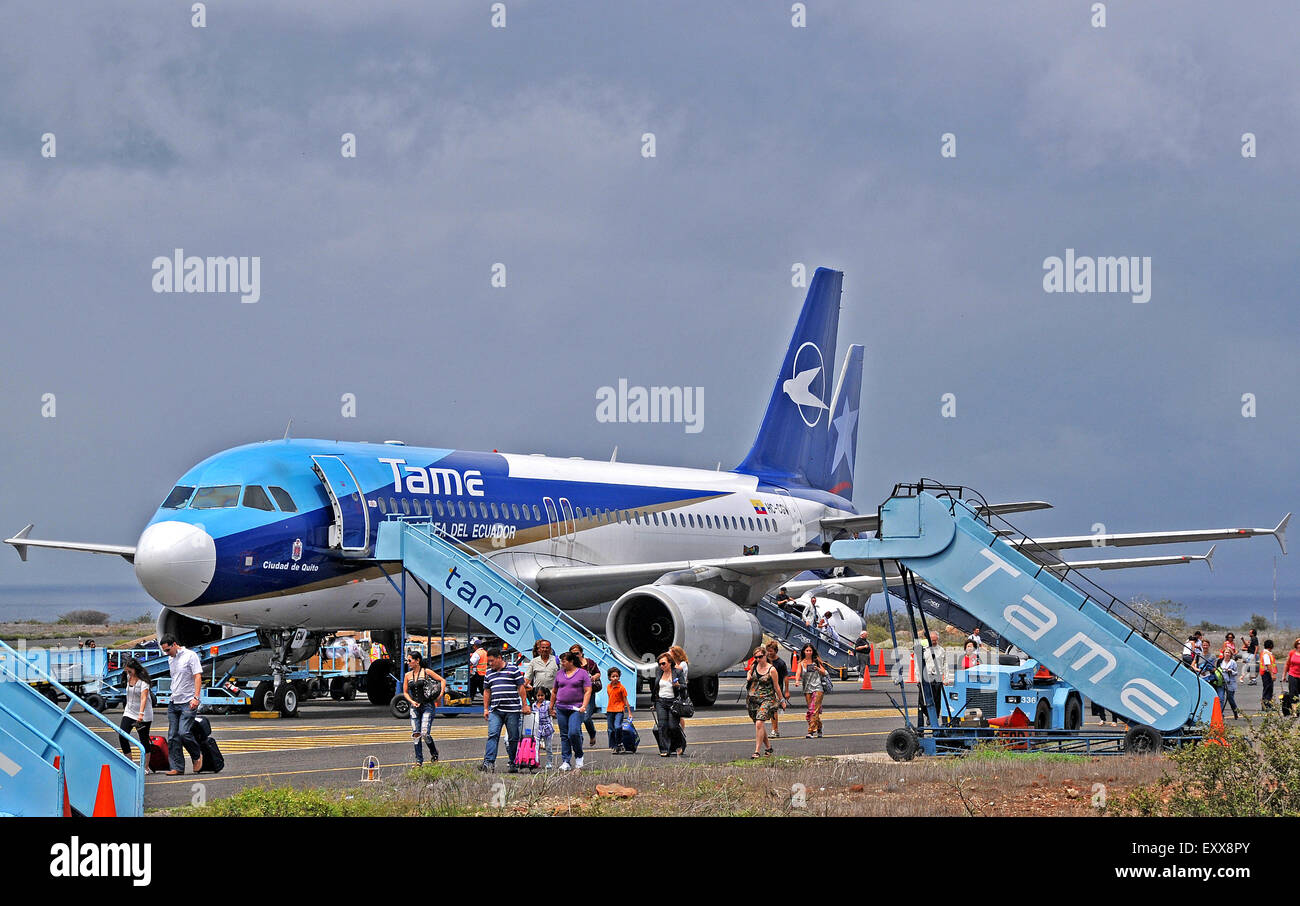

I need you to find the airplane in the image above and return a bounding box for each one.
[6,268,1290,714]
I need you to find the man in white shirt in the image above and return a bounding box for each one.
[159,634,204,775]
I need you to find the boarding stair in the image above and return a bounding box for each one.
[377,518,638,708]
[0,639,144,817]
[105,629,264,688]
[830,482,1216,733]
[755,595,858,668]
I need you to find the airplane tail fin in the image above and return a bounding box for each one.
[806,344,863,499]
[734,268,853,495]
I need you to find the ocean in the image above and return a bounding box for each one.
[0,585,161,624]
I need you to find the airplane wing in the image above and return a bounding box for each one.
[819,500,1053,535]
[778,546,1219,599]
[4,525,136,563]
[1012,513,1289,556]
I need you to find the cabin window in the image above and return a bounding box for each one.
[401,498,411,515]
[389,497,398,512]
[653,512,660,526]
[490,502,499,519]
[243,485,274,511]
[161,486,195,509]
[670,513,678,527]
[377,497,388,514]
[532,505,541,521]
[268,486,297,512]
[191,485,241,509]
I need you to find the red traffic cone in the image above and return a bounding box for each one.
[875,648,888,677]
[860,669,872,690]
[91,764,116,817]
[907,653,917,684]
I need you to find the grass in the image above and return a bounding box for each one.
[157,750,1168,817]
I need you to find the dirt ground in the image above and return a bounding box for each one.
[166,751,1172,817]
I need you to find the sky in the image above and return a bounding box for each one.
[0,1,1295,622]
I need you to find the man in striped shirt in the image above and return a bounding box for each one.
[481,648,530,773]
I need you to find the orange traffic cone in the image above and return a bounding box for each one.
[875,648,888,677]
[1206,697,1229,747]
[907,653,917,684]
[91,764,116,816]
[54,756,70,817]
[860,669,872,690]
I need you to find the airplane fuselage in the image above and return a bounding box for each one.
[136,438,857,636]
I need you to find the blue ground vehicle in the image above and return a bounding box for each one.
[946,658,1084,731]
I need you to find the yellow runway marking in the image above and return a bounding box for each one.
[146,729,893,788]
[135,708,898,755]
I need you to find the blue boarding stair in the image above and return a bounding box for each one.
[831,482,1217,741]
[377,518,639,709]
[0,640,144,816]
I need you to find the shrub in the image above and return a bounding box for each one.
[188,786,381,817]
[57,610,109,625]
[1121,714,1300,816]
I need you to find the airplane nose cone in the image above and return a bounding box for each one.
[134,521,216,606]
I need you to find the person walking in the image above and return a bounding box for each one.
[764,641,790,738]
[159,635,203,775]
[117,658,154,763]
[1283,639,1300,717]
[669,645,692,752]
[403,651,447,766]
[1244,630,1259,685]
[649,652,687,757]
[1260,639,1277,710]
[1218,653,1240,719]
[552,651,593,770]
[567,643,601,746]
[746,646,780,757]
[604,667,630,753]
[797,643,828,738]
[524,639,558,697]
[480,648,529,773]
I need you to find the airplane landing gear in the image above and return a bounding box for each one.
[258,629,317,717]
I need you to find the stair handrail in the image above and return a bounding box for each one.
[0,639,147,769]
[894,481,1194,676]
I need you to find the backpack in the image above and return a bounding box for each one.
[1208,668,1225,689]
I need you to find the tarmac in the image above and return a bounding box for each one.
[85,675,1269,811]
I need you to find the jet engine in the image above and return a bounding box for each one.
[155,607,226,649]
[606,585,762,677]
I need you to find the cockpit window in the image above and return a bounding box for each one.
[161,486,195,509]
[268,486,297,513]
[243,485,274,511]
[191,485,241,509]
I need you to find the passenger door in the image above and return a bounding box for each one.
[311,455,370,555]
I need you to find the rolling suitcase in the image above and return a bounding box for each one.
[146,736,169,772]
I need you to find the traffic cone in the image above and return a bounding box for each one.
[1203,696,1230,746]
[875,648,888,677]
[908,653,917,684]
[91,764,116,817]
[860,669,872,690]
[54,756,70,817]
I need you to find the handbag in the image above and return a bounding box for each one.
[669,695,694,718]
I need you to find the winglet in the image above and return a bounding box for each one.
[1275,513,1291,555]
[6,524,34,562]
[1203,544,1216,573]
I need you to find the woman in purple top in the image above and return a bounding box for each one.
[550,651,593,771]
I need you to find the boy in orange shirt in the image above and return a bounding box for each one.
[605,667,631,753]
